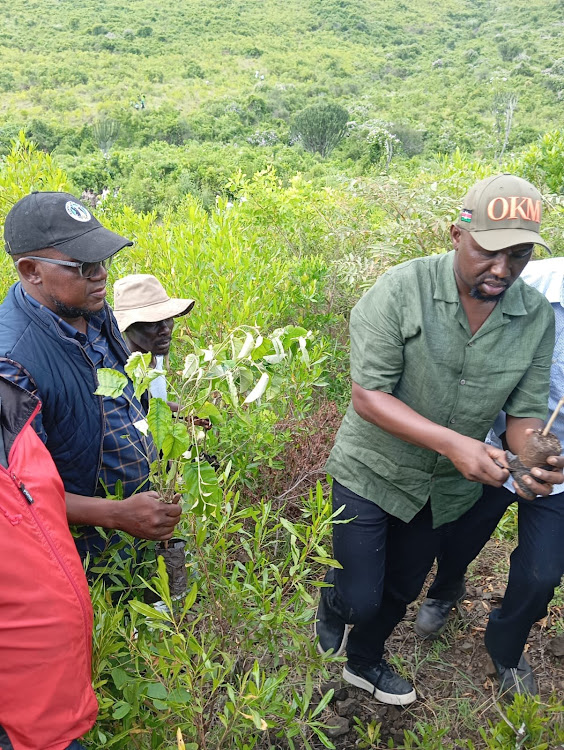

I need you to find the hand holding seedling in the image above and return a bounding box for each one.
[113,490,182,540]
[506,397,564,499]
[445,434,510,486]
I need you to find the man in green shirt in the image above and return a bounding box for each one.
[318,174,564,705]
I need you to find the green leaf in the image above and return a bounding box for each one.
[129,599,172,622]
[251,336,274,361]
[311,688,334,718]
[237,365,254,393]
[312,556,343,568]
[124,351,157,400]
[95,368,128,398]
[111,667,129,690]
[168,687,191,704]
[111,701,131,720]
[162,421,190,461]
[243,372,270,404]
[146,682,168,700]
[196,401,224,424]
[147,397,173,451]
[124,351,152,383]
[182,460,221,511]
[280,325,309,347]
[184,581,198,611]
[182,353,199,380]
[236,331,254,359]
[225,370,238,407]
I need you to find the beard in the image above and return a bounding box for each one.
[469,283,508,302]
[50,297,95,321]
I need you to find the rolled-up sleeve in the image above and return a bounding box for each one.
[503,307,555,419]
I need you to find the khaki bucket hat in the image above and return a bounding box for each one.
[113,274,195,332]
[454,174,549,252]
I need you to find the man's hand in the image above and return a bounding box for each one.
[445,435,510,486]
[515,455,564,498]
[113,491,182,540]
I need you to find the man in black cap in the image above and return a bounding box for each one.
[0,191,181,561]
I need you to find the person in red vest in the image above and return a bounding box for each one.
[0,374,97,750]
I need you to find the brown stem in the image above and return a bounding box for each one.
[542,395,564,436]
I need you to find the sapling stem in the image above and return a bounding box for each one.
[542,395,564,436]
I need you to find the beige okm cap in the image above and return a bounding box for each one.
[455,174,550,252]
[113,274,195,332]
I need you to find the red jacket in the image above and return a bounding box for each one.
[0,378,97,750]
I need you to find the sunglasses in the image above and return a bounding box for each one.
[17,255,114,279]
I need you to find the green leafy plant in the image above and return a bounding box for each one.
[86,482,341,749]
[292,102,350,157]
[96,324,318,514]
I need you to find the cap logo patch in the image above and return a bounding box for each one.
[460,209,472,223]
[487,196,541,223]
[65,200,91,222]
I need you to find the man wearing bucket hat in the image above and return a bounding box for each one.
[0,192,181,561]
[113,274,194,403]
[317,175,564,705]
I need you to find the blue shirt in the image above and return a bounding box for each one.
[0,291,156,499]
[487,257,564,494]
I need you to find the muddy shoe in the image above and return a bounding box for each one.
[343,660,416,706]
[491,653,538,699]
[414,582,466,639]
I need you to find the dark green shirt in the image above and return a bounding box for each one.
[326,251,555,526]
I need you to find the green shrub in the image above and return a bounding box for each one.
[292,102,349,157]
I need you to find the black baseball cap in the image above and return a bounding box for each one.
[4,191,133,261]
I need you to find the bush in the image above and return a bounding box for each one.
[182,60,204,79]
[521,130,564,194]
[292,101,349,157]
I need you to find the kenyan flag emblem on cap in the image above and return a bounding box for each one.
[460,208,473,223]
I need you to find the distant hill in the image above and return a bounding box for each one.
[0,0,562,160]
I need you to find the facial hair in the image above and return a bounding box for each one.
[469,286,507,302]
[50,297,95,322]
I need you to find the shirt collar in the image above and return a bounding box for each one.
[433,249,528,317]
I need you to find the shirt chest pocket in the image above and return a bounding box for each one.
[414,325,466,369]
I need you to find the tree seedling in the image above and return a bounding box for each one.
[95,325,315,594]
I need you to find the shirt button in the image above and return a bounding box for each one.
[460,379,466,385]
[450,418,456,424]
[468,342,473,347]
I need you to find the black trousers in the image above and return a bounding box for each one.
[324,480,449,667]
[427,484,564,667]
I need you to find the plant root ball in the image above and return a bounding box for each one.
[507,429,562,500]
[519,429,561,469]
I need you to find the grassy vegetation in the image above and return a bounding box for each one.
[1,0,564,746]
